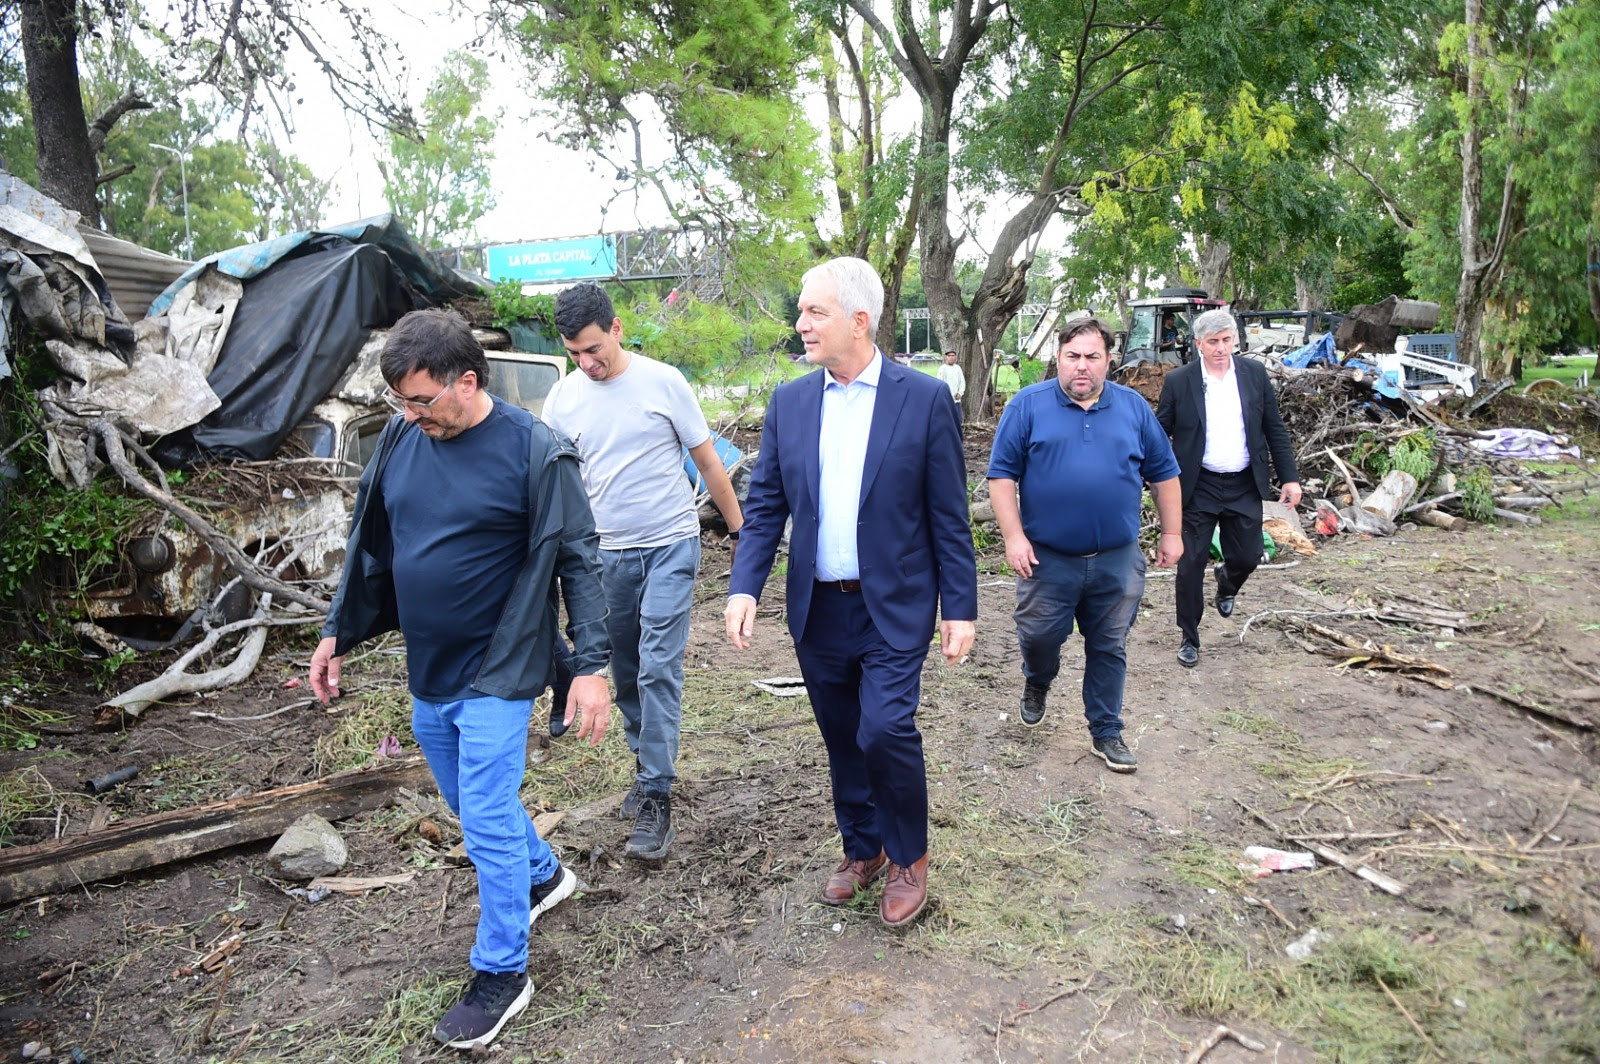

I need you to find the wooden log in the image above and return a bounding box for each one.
[0,756,434,905]
[1361,469,1418,520]
[1491,507,1542,526]
[1415,508,1467,532]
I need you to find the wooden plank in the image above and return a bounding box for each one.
[0,756,434,905]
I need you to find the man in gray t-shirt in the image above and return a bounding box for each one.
[544,283,745,860]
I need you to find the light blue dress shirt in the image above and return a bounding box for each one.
[814,352,882,581]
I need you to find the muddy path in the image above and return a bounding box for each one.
[3,487,1598,1062]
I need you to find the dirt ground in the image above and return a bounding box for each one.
[3,438,1599,1063]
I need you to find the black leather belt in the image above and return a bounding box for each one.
[1202,467,1252,478]
[816,579,862,593]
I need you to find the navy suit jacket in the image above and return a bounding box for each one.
[730,357,978,653]
[1155,356,1299,506]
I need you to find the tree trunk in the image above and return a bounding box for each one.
[19,0,101,225]
[1197,236,1232,298]
[1453,0,1514,375]
[1588,231,1600,337]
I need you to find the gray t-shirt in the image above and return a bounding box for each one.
[542,352,711,549]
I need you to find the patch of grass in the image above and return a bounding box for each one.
[915,794,1099,967]
[1542,488,1600,526]
[1075,913,1600,1063]
[1219,709,1304,748]
[1254,755,1365,781]
[0,700,68,751]
[1521,356,1596,384]
[1159,839,1245,889]
[0,765,57,845]
[313,688,414,775]
[143,754,241,811]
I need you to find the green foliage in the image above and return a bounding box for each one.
[1460,467,1496,522]
[488,280,556,331]
[378,50,498,249]
[1359,430,1436,483]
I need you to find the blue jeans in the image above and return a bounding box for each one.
[600,537,700,797]
[1014,540,1146,741]
[412,694,560,974]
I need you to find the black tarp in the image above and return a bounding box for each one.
[155,238,419,463]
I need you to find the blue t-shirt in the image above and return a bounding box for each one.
[987,380,1179,555]
[382,398,532,700]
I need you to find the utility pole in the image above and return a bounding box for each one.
[149,142,193,260]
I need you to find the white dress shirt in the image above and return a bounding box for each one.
[814,353,883,581]
[1200,360,1251,473]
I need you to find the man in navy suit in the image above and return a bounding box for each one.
[725,257,978,928]
[1156,308,1301,668]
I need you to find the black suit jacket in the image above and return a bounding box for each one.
[1155,356,1299,506]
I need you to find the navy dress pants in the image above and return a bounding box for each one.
[793,583,929,868]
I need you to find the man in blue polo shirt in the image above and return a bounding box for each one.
[987,317,1183,773]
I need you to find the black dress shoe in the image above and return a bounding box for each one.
[548,697,570,738]
[1213,563,1235,618]
[1177,642,1199,668]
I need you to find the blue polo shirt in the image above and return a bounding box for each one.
[987,380,1179,555]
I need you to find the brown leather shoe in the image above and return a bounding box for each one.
[879,854,929,928]
[820,850,888,906]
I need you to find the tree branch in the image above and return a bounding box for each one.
[86,89,154,155]
[1331,146,1416,231]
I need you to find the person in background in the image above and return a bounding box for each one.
[987,317,1183,774]
[543,283,745,861]
[1156,308,1301,669]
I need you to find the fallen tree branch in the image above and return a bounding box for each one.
[1465,681,1593,731]
[1181,1024,1267,1063]
[97,593,274,726]
[89,420,330,614]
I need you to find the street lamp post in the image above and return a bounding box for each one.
[150,142,193,261]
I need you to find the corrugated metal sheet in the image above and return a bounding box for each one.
[77,226,190,321]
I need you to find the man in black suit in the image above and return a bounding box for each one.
[1156,309,1301,667]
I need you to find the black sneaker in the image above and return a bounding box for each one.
[528,864,577,929]
[1092,736,1138,773]
[1020,683,1049,727]
[624,794,675,860]
[431,970,531,1049]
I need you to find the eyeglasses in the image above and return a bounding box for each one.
[382,374,460,414]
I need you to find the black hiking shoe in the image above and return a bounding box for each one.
[624,794,676,860]
[1092,736,1138,774]
[1020,683,1049,727]
[529,864,577,929]
[431,970,531,1049]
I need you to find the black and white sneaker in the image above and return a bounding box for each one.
[1092,736,1138,773]
[431,970,531,1049]
[529,864,577,929]
[624,794,675,860]
[1020,683,1049,727]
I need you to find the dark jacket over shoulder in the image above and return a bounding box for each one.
[1156,356,1299,505]
[322,414,609,700]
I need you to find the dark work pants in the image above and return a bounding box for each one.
[1014,540,1145,741]
[793,584,929,868]
[1177,469,1263,646]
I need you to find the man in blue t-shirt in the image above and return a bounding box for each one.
[986,317,1184,773]
[309,309,612,1052]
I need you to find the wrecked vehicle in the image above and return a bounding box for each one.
[1,169,571,638]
